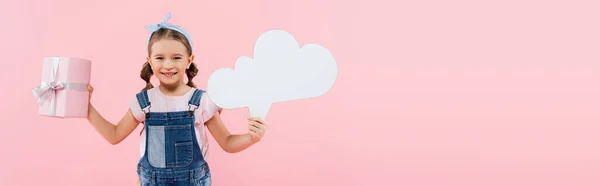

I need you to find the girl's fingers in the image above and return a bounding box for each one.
[257,118,267,125]
[248,117,267,125]
[249,121,261,128]
[249,124,259,132]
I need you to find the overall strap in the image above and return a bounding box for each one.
[136,90,152,118]
[187,89,204,116]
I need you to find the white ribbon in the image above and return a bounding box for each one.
[32,57,88,116]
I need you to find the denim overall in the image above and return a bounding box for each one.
[136,89,211,186]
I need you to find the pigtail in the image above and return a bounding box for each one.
[139,62,154,136]
[140,62,154,91]
[186,62,198,88]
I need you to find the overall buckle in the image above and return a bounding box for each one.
[188,104,198,116]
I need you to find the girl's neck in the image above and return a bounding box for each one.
[158,83,192,96]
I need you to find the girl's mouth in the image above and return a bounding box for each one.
[161,72,177,77]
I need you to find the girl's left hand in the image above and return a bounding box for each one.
[248,117,268,142]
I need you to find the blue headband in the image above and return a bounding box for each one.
[145,12,194,53]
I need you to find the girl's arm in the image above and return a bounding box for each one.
[86,85,140,145]
[87,105,140,145]
[206,112,267,153]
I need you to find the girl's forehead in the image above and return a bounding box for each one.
[151,39,188,53]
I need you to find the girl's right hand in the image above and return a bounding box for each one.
[88,85,94,103]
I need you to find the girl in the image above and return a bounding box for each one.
[86,12,268,186]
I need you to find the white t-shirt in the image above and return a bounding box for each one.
[128,87,221,159]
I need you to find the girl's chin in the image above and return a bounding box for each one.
[157,78,182,86]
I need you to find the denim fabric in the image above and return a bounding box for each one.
[136,89,211,186]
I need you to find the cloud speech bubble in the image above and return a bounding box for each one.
[206,30,338,119]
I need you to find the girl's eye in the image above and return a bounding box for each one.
[155,57,164,60]
[174,57,182,60]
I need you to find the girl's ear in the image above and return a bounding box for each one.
[187,54,195,69]
[146,56,153,69]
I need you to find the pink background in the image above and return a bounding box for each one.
[2,0,600,185]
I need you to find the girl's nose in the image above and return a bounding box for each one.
[163,61,174,69]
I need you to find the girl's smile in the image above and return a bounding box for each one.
[160,72,177,78]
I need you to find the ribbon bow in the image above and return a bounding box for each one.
[33,81,65,103]
[145,12,172,32]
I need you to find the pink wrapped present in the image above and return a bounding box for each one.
[32,57,91,118]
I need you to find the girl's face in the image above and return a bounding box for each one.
[147,39,194,87]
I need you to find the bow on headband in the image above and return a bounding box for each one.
[145,12,194,53]
[145,12,172,32]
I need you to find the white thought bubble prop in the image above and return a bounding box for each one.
[207,30,338,119]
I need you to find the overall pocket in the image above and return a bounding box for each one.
[175,141,194,167]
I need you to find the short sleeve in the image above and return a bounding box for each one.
[128,96,145,123]
[199,92,222,124]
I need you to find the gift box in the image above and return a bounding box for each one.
[32,57,91,118]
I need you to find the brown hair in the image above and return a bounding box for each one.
[140,27,198,91]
